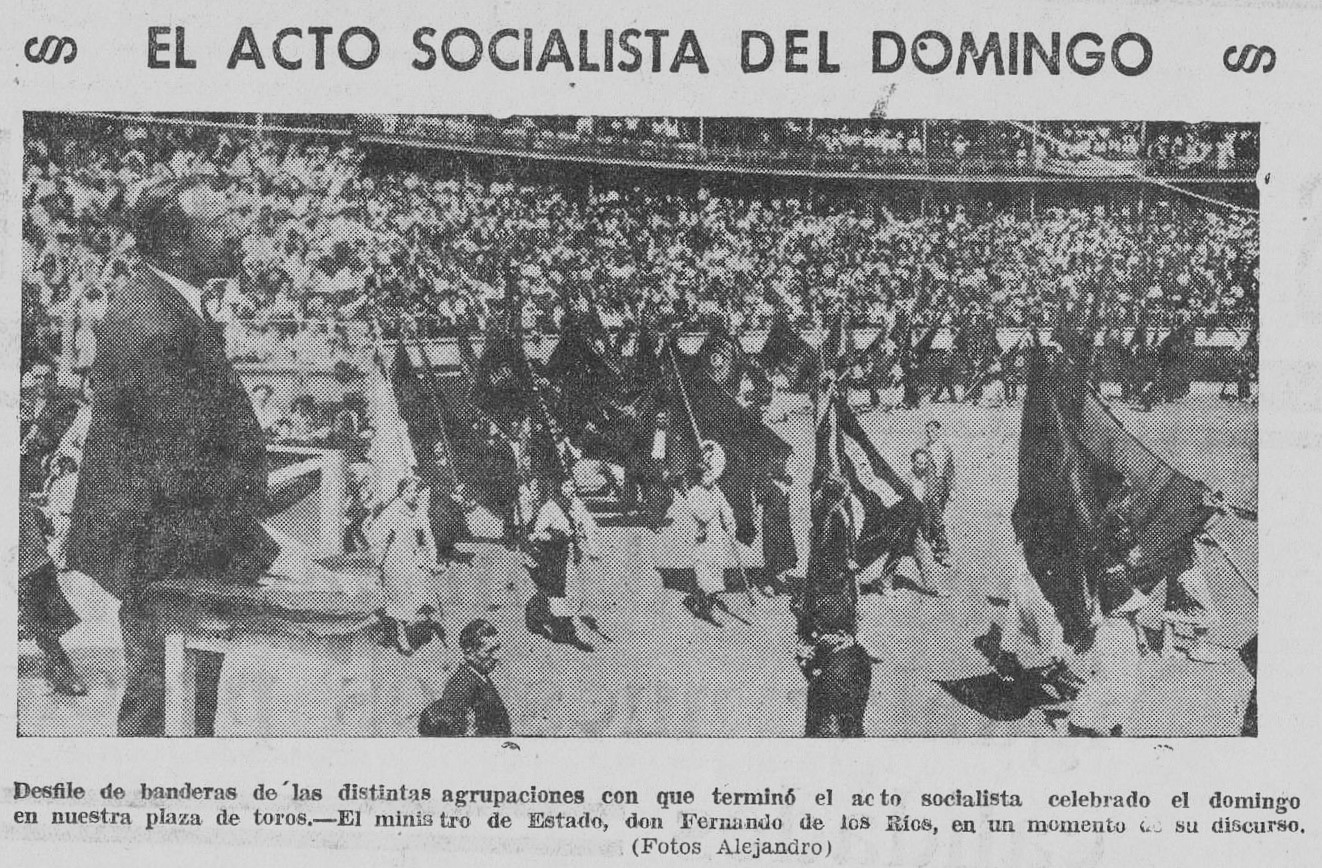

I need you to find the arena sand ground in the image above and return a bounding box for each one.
[18,392,1257,737]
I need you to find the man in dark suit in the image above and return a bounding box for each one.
[418,619,511,737]
[799,596,872,738]
[64,177,277,737]
[796,474,857,642]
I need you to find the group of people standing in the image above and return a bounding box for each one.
[791,415,960,738]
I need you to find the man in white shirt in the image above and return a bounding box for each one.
[922,421,954,566]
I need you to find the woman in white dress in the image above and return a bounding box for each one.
[524,473,598,652]
[367,474,447,655]
[683,441,737,624]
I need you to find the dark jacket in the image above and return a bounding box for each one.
[419,664,511,737]
[803,640,872,738]
[64,264,276,602]
[806,496,855,597]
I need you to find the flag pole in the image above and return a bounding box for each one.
[527,360,614,641]
[666,341,704,450]
[402,321,463,493]
[666,341,756,608]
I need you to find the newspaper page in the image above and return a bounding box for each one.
[2,0,1317,865]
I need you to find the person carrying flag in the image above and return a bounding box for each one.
[798,595,872,738]
[524,462,597,652]
[757,467,798,598]
[683,441,739,625]
[797,472,858,641]
[624,405,676,532]
[1067,481,1148,737]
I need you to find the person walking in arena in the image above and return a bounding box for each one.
[524,466,597,652]
[799,596,872,737]
[1068,482,1147,737]
[757,467,798,598]
[367,472,448,656]
[683,441,739,626]
[797,472,858,641]
[921,421,954,567]
[900,448,952,597]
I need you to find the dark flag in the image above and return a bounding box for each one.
[1011,344,1105,647]
[801,372,919,637]
[1075,388,1217,592]
[836,397,922,573]
[627,317,663,391]
[65,266,278,601]
[436,344,522,522]
[1139,315,1210,404]
[544,311,637,464]
[663,341,792,544]
[1051,282,1105,411]
[659,341,704,485]
[759,313,815,390]
[812,378,844,486]
[902,318,942,407]
[472,304,534,433]
[390,340,469,551]
[820,311,855,373]
[1123,316,1150,401]
[803,380,857,635]
[1013,343,1218,647]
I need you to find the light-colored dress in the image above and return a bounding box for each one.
[368,498,443,621]
[686,483,736,595]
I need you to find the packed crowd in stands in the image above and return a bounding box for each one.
[23,115,1259,383]
[365,115,1259,177]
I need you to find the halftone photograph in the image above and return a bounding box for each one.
[19,111,1258,737]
